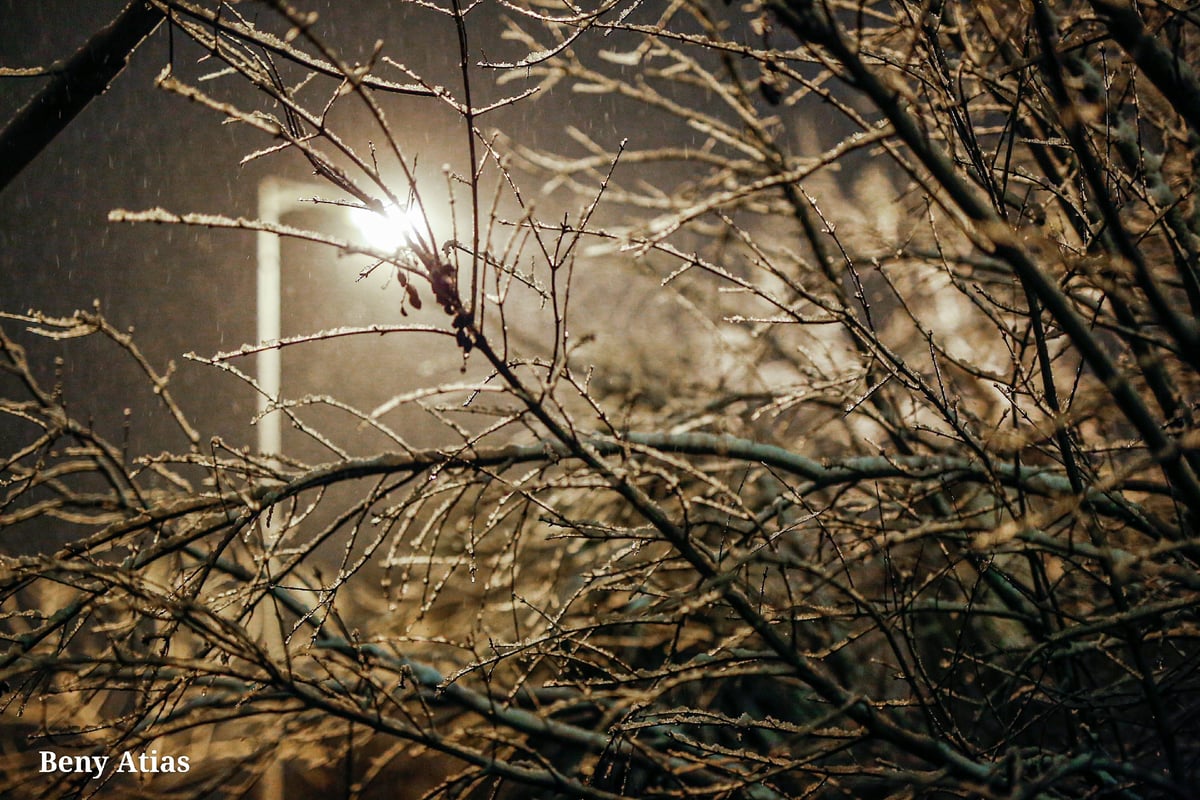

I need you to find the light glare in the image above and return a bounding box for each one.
[351,202,422,251]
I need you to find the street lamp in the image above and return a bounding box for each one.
[349,198,423,253]
[253,178,418,800]
[255,177,418,457]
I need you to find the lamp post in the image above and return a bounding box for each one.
[252,177,416,800]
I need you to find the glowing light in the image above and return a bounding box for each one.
[351,201,424,251]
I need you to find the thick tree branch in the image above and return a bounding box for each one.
[0,1,164,193]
